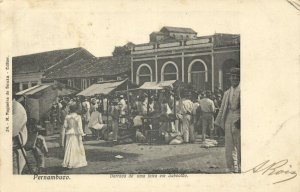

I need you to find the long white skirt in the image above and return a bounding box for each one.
[62,134,87,168]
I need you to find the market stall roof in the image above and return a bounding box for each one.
[138,80,178,90]
[16,83,79,96]
[77,79,128,96]
[16,84,51,96]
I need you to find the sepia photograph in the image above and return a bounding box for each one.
[1,0,299,192]
[12,26,240,175]
[10,1,241,175]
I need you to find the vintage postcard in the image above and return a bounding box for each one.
[0,0,299,191]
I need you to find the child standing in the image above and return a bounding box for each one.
[32,127,48,173]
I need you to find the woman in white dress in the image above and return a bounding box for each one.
[62,104,87,168]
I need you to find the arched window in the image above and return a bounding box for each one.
[188,59,208,91]
[161,62,179,81]
[136,64,152,85]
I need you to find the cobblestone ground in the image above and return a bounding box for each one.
[23,134,228,174]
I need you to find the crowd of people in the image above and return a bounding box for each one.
[13,68,240,174]
[47,88,224,142]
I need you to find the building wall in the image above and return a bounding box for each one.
[132,48,239,91]
[13,72,43,92]
[59,72,130,91]
[27,98,39,120]
[132,54,213,84]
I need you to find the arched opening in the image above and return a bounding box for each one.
[136,64,152,85]
[188,59,208,91]
[161,62,179,81]
[222,59,240,90]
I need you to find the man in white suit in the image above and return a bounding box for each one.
[215,68,241,173]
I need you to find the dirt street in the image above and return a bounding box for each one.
[24,134,228,174]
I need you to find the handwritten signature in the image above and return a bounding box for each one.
[243,159,297,184]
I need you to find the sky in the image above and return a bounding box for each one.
[5,0,242,57]
[1,0,298,58]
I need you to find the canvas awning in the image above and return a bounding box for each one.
[16,84,51,96]
[16,83,78,97]
[77,79,128,96]
[138,80,178,90]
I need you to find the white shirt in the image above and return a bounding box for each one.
[119,99,127,110]
[199,98,215,113]
[229,84,240,111]
[178,99,194,114]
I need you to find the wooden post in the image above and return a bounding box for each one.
[126,80,131,116]
[147,90,150,115]
[101,97,104,112]
[173,88,176,115]
[106,95,109,130]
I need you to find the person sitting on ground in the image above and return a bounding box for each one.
[88,104,107,140]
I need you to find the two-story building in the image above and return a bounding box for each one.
[131,26,240,91]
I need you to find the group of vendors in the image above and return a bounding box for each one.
[13,67,240,174]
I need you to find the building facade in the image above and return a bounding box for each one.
[46,56,131,91]
[131,26,240,91]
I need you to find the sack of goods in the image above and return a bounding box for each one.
[200,139,218,148]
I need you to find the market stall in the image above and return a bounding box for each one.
[132,80,184,144]
[16,82,79,135]
[77,79,138,143]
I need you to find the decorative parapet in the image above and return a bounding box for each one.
[158,42,181,48]
[134,44,154,51]
[186,38,211,45]
[132,37,214,55]
[131,34,240,55]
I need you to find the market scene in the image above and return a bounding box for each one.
[12,26,240,175]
